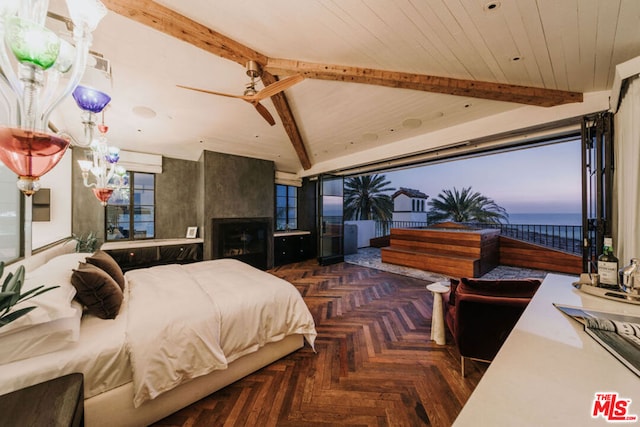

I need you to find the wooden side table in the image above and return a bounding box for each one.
[426,282,450,345]
[0,373,84,427]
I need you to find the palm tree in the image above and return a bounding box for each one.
[344,174,395,221]
[427,186,508,225]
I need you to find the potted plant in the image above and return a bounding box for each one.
[70,231,98,253]
[0,262,59,328]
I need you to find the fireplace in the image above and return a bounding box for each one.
[211,217,272,270]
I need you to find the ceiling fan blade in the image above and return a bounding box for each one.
[251,75,304,101]
[176,84,243,99]
[250,101,276,126]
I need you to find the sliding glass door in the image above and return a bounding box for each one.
[318,174,344,265]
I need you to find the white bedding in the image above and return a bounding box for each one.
[0,295,131,399]
[125,259,316,407]
[0,252,131,398]
[0,256,316,411]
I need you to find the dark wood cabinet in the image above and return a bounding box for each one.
[102,239,203,272]
[274,232,312,266]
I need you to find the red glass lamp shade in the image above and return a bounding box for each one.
[92,188,114,206]
[0,126,70,195]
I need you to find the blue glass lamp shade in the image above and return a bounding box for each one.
[72,85,111,113]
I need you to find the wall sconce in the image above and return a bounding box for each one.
[0,0,107,195]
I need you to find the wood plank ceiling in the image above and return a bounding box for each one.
[48,0,640,174]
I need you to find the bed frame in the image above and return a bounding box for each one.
[85,334,303,427]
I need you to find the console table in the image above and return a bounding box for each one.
[101,238,204,272]
[454,273,640,426]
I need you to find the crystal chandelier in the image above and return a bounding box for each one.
[0,0,107,195]
[77,112,127,206]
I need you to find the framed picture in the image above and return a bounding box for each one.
[186,226,198,238]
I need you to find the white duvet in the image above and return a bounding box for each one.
[125,259,316,408]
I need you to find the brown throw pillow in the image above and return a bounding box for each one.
[86,250,125,290]
[71,263,123,319]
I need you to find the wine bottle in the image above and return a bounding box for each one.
[597,237,619,289]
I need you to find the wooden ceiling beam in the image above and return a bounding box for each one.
[103,0,583,172]
[101,0,267,66]
[102,0,312,169]
[265,58,583,107]
[261,72,312,170]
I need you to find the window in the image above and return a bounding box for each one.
[275,184,297,231]
[106,172,155,240]
[0,165,20,263]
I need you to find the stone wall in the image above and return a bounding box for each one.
[201,151,274,262]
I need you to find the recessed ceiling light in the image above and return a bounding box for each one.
[402,118,422,129]
[132,105,157,119]
[484,1,500,11]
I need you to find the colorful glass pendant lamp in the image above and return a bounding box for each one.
[76,110,128,206]
[0,0,107,195]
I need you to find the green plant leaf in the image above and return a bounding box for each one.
[6,267,25,306]
[0,292,17,311]
[2,271,14,292]
[0,306,36,326]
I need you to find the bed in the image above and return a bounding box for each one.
[0,249,317,427]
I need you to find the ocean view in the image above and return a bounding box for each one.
[507,213,581,226]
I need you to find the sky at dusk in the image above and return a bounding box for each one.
[383,139,582,215]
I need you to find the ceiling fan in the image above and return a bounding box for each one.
[177,60,303,126]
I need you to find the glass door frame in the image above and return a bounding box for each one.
[317,174,344,266]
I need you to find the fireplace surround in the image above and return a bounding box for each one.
[211,217,272,270]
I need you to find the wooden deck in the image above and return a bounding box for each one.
[381,227,500,277]
[498,236,582,275]
[379,227,582,277]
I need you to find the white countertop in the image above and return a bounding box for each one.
[101,238,204,250]
[454,273,640,426]
[273,230,311,237]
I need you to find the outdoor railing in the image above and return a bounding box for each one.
[375,221,428,238]
[374,221,582,255]
[462,222,582,255]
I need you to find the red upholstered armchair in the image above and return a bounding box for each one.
[443,277,542,376]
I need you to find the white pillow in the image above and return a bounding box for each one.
[0,301,82,364]
[0,253,87,337]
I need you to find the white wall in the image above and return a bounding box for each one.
[345,220,375,248]
[392,211,428,222]
[31,149,72,249]
[393,194,411,211]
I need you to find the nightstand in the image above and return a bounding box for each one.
[0,373,84,427]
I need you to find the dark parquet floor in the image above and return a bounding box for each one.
[153,260,487,427]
